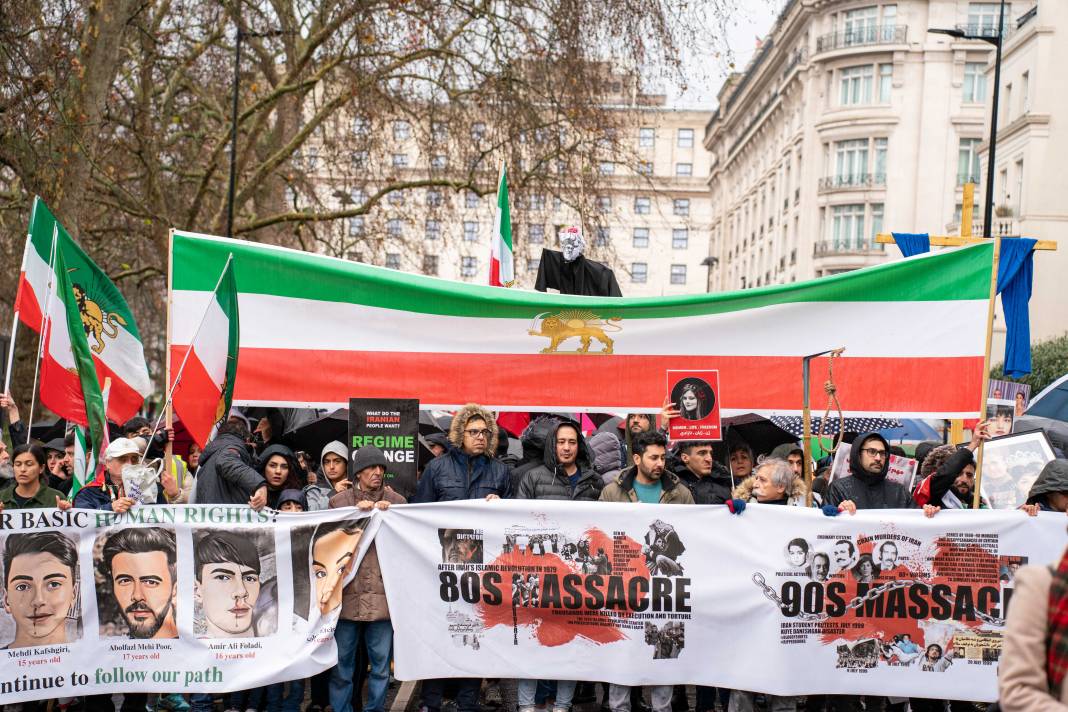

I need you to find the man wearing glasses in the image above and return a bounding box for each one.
[825,432,916,511]
[412,403,511,712]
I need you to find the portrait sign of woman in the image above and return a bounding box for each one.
[309,519,365,617]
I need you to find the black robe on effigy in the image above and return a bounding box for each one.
[533,249,622,297]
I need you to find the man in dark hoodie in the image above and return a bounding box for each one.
[825,432,916,511]
[192,420,267,508]
[670,441,733,505]
[1023,459,1068,513]
[511,416,559,492]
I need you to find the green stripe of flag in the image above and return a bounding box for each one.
[173,232,993,320]
[497,166,512,252]
[55,246,107,494]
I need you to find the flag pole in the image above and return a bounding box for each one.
[26,224,61,433]
[163,228,175,475]
[972,235,1003,509]
[142,251,234,466]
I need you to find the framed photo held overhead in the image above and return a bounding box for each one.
[980,429,1056,510]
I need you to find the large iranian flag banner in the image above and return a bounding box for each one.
[15,197,152,422]
[170,231,992,417]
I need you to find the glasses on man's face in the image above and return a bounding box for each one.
[464,429,491,439]
[861,448,888,459]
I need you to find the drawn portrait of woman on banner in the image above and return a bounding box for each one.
[1,532,82,649]
[671,379,715,421]
[290,515,366,626]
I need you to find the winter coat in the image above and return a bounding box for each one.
[330,485,406,622]
[588,431,623,486]
[511,416,560,492]
[72,480,167,510]
[599,466,694,504]
[516,421,602,501]
[824,432,915,510]
[256,444,304,508]
[732,473,808,506]
[998,564,1068,710]
[1026,459,1068,509]
[303,480,334,512]
[414,403,512,502]
[669,457,733,505]
[192,432,266,506]
[912,445,980,508]
[0,482,66,509]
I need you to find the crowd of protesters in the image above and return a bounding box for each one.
[1,390,1067,712]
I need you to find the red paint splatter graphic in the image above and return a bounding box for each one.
[477,528,650,647]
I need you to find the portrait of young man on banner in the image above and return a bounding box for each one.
[193,529,278,639]
[1,531,82,649]
[666,370,721,441]
[95,527,178,639]
[290,515,367,626]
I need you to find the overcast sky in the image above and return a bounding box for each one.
[662,0,786,111]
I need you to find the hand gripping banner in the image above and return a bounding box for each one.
[0,505,376,704]
[375,501,1067,701]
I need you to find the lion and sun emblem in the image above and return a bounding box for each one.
[528,310,621,354]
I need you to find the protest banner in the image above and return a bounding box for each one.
[666,370,720,441]
[348,398,419,498]
[375,500,1066,700]
[0,505,376,704]
[830,442,918,491]
[170,232,993,417]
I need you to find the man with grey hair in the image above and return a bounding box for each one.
[731,458,808,507]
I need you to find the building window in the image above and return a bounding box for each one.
[670,264,687,285]
[673,198,690,216]
[388,191,406,206]
[426,189,443,207]
[471,122,486,141]
[392,153,408,168]
[1021,70,1030,114]
[422,254,439,275]
[839,65,874,105]
[871,203,884,240]
[677,128,695,148]
[830,204,866,249]
[599,161,615,175]
[430,154,448,170]
[631,262,648,283]
[387,219,403,238]
[672,228,689,249]
[352,116,370,136]
[874,138,887,183]
[958,137,981,185]
[594,227,609,246]
[633,228,650,248]
[637,161,653,175]
[460,256,477,278]
[350,189,367,206]
[463,221,479,241]
[597,196,612,213]
[878,63,893,102]
[385,253,401,270]
[348,217,364,237]
[465,191,479,209]
[843,6,878,45]
[431,121,448,140]
[528,224,545,244]
[392,120,410,140]
[351,150,368,168]
[676,163,693,176]
[530,194,546,211]
[967,2,1011,35]
[634,196,651,214]
[639,127,655,147]
[425,220,441,240]
[528,258,540,273]
[835,139,869,183]
[963,62,987,103]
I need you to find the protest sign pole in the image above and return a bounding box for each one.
[972,234,1003,509]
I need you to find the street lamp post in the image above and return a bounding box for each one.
[929,0,1006,238]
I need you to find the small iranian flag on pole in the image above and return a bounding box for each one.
[171,255,240,448]
[490,164,514,287]
[72,379,111,497]
[43,245,108,496]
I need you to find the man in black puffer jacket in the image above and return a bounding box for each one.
[516,419,602,501]
[668,441,733,505]
[824,431,916,510]
[193,420,267,507]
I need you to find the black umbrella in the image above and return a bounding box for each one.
[284,408,348,458]
[769,416,901,438]
[594,416,624,435]
[719,413,798,461]
[419,410,446,436]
